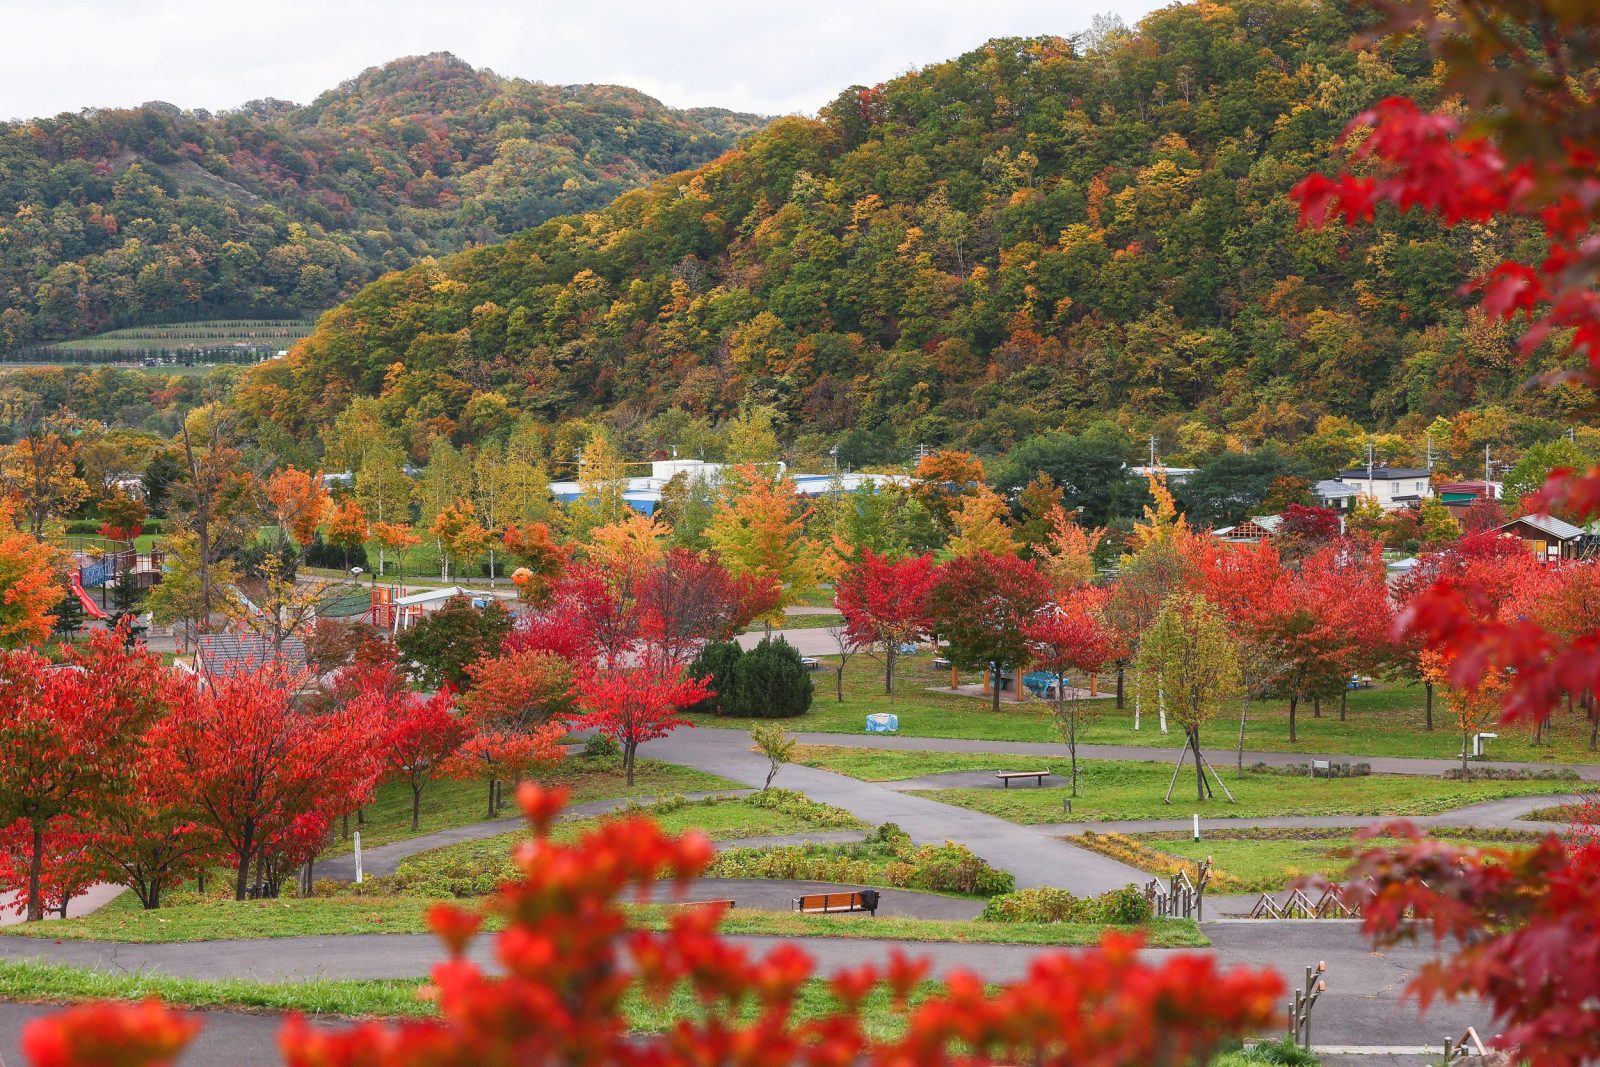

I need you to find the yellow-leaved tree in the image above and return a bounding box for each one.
[946,485,1020,558]
[706,465,819,631]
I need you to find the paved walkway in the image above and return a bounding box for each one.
[774,728,1600,781]
[0,920,1483,1050]
[642,733,1160,895]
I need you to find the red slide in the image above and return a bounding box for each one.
[69,571,110,620]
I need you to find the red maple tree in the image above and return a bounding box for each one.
[375,689,471,832]
[834,549,937,694]
[929,552,1052,712]
[570,655,710,786]
[0,629,172,920]
[163,664,373,900]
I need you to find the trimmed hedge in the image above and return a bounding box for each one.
[688,637,813,718]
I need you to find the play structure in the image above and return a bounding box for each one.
[68,571,109,620]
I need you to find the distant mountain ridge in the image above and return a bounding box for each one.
[243,1,1556,458]
[0,52,766,348]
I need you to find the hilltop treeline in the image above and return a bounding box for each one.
[0,53,763,348]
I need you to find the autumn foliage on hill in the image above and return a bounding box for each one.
[0,53,759,350]
[24,785,1284,1066]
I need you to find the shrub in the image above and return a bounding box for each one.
[742,788,861,828]
[708,828,1012,896]
[687,640,743,715]
[582,733,620,759]
[729,637,813,718]
[1247,761,1371,778]
[980,885,1154,925]
[1441,766,1580,781]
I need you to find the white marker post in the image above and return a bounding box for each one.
[354,831,364,884]
[1192,814,1200,842]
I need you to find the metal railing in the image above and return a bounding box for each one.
[1288,960,1327,1050]
[1144,859,1210,920]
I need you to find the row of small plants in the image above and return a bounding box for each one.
[707,824,1015,897]
[978,886,1154,926]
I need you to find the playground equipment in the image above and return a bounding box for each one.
[68,571,109,620]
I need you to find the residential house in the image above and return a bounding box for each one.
[1312,479,1359,512]
[1211,514,1284,544]
[1497,514,1587,562]
[1334,466,1434,511]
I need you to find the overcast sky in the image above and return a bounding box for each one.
[2,0,1171,122]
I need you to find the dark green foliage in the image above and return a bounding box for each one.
[581,733,620,759]
[687,640,744,716]
[729,637,814,719]
[303,534,369,572]
[1177,446,1311,526]
[395,597,513,690]
[990,425,1148,527]
[0,53,762,350]
[50,588,85,636]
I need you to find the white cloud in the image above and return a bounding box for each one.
[0,0,1168,121]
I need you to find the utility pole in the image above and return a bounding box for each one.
[1484,442,1492,486]
[1149,433,1158,468]
[1367,440,1375,484]
[1425,434,1434,472]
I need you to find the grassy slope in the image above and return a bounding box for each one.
[322,756,744,855]
[694,655,1600,764]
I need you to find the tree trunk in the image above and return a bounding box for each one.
[1192,729,1206,802]
[884,648,896,695]
[1462,731,1471,780]
[488,779,497,819]
[1312,696,1321,719]
[1115,662,1125,709]
[25,820,44,922]
[625,742,637,787]
[1132,666,1141,731]
[234,820,255,901]
[1425,682,1434,730]
[145,882,161,910]
[411,781,423,832]
[991,668,1002,713]
[342,813,349,840]
[1339,689,1347,721]
[1237,694,1250,772]
[1288,697,1298,743]
[357,807,365,826]
[835,666,844,703]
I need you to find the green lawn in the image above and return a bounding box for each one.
[1135,828,1545,893]
[694,654,1600,765]
[3,886,1202,950]
[783,746,1575,825]
[0,958,999,1041]
[322,755,744,856]
[745,613,844,632]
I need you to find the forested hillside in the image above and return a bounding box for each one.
[0,53,763,348]
[243,0,1589,460]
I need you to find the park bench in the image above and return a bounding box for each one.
[793,890,879,916]
[800,656,821,671]
[995,770,1051,788]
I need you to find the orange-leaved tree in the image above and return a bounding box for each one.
[0,501,61,649]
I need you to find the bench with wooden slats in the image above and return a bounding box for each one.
[995,770,1050,788]
[792,890,878,916]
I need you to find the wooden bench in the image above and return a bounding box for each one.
[793,890,878,916]
[995,770,1051,788]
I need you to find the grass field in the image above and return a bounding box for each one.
[1119,827,1546,893]
[4,884,1202,950]
[785,745,1576,824]
[319,755,744,857]
[694,654,1600,765]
